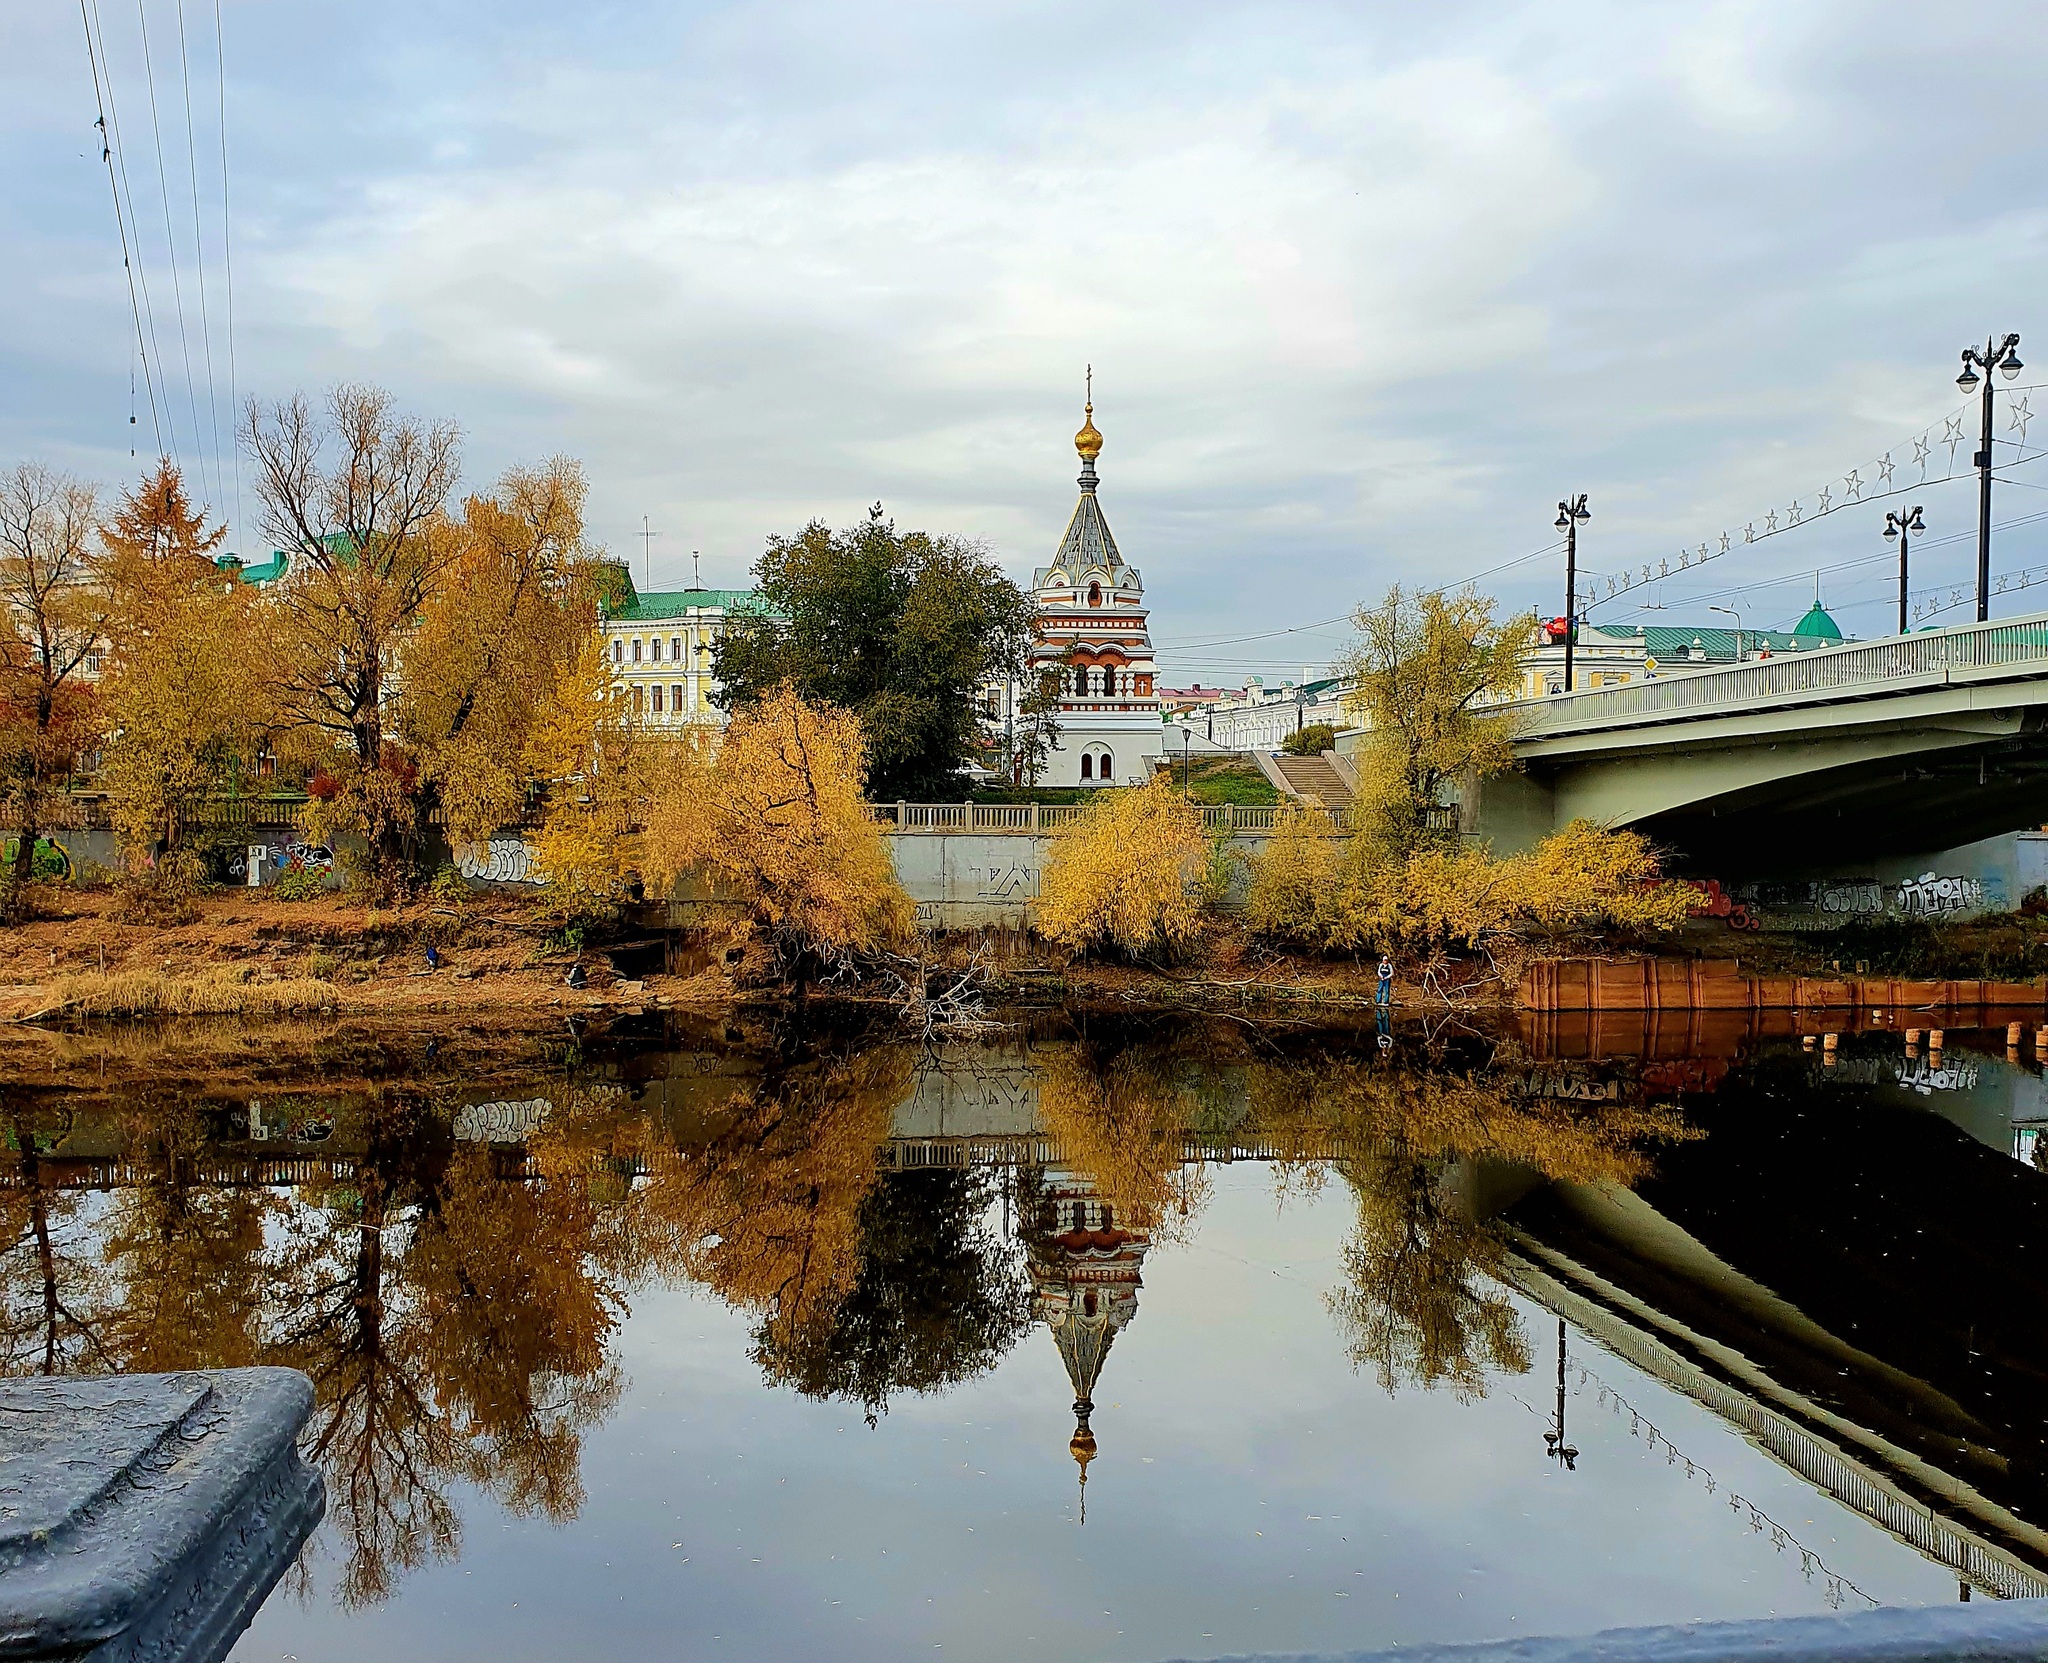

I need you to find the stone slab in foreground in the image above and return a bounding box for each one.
[0,1369,323,1663]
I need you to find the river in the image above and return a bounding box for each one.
[1,1006,2040,1660]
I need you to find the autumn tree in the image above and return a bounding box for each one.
[1035,776,1209,959]
[1339,586,1533,858]
[517,634,649,914]
[1008,663,1068,787]
[404,458,603,842]
[640,684,912,977]
[244,385,464,882]
[97,461,256,870]
[0,465,106,902]
[713,505,1034,798]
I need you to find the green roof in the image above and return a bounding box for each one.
[215,552,287,585]
[603,588,761,622]
[1793,602,1844,641]
[1637,625,1845,660]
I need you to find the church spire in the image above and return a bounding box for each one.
[1074,365,1103,492]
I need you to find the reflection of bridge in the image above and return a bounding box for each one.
[1469,613,2048,865]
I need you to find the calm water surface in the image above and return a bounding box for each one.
[5,1011,2044,1660]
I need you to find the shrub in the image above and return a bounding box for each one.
[305,949,339,982]
[1280,723,1337,757]
[1035,777,1208,959]
[270,865,328,903]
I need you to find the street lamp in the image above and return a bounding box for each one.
[1957,333,2022,621]
[1556,495,1590,692]
[1884,505,1925,636]
[1543,1319,1578,1471]
[1180,724,1192,801]
[1706,604,1744,664]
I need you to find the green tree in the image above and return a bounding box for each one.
[1009,663,1068,787]
[713,504,1034,799]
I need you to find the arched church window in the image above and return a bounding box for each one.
[1099,748,1114,779]
[1101,667,1116,697]
[1079,753,1093,780]
[1074,666,1089,696]
[1083,1291,1098,1317]
[1088,581,1102,607]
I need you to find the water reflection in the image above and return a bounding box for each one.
[10,1007,2048,1637]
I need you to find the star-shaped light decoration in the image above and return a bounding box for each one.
[1744,523,1755,542]
[1787,500,1804,525]
[1659,558,1670,578]
[1911,436,1931,471]
[1877,453,1895,487]
[1699,542,1710,562]
[1943,415,1966,465]
[1843,470,1862,499]
[2011,394,2033,444]
[1719,532,1731,554]
[1678,548,1691,568]
[1764,509,1778,532]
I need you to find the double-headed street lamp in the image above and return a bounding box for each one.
[1884,505,1924,635]
[1556,494,1590,691]
[1956,333,2023,621]
[1706,604,1744,662]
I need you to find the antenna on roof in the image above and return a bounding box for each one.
[639,516,662,587]
[690,550,703,592]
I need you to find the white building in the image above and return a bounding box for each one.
[596,572,759,725]
[1022,393,1165,787]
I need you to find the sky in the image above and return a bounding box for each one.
[7,0,2048,683]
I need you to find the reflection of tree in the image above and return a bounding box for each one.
[1253,1052,1695,1400]
[633,1048,909,1359]
[0,1106,110,1375]
[1033,1048,1209,1241]
[754,1166,1032,1423]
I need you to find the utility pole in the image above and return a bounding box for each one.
[1556,495,1590,691]
[1885,506,1925,635]
[1707,604,1744,663]
[1956,333,2022,621]
[639,516,661,588]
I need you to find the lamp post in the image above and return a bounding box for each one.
[1706,604,1744,664]
[1180,725,1192,801]
[1543,1318,1578,1471]
[1884,506,1925,636]
[1556,495,1590,691]
[1956,333,2023,621]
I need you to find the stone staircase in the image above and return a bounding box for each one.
[1270,752,1353,810]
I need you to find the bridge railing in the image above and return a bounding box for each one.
[1509,610,2048,736]
[873,802,1296,833]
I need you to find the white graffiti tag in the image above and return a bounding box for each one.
[454,837,549,886]
[1894,871,1983,917]
[454,1098,552,1142]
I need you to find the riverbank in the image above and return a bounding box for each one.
[9,885,2048,1025]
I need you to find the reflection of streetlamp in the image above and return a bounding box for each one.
[1956,333,2023,621]
[1180,725,1192,801]
[1885,506,1925,636]
[1555,495,1590,691]
[1544,1319,1578,1471]
[1706,604,1744,664]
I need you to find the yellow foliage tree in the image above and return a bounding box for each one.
[98,461,256,868]
[639,684,912,969]
[1338,586,1533,859]
[517,634,655,914]
[1034,777,1208,958]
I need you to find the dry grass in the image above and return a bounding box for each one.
[12,966,344,1022]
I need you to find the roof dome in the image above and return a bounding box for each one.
[1793,602,1843,642]
[1075,402,1102,463]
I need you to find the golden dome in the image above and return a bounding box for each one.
[1075,402,1103,463]
[1069,1421,1097,1472]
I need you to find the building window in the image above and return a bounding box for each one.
[1088,581,1102,607]
[632,685,644,715]
[672,684,685,713]
[650,637,662,663]
[671,637,682,662]
[1080,753,1093,780]
[633,639,643,663]
[1101,667,1117,697]
[1100,748,1113,779]
[611,639,622,664]
[1074,666,1089,696]
[651,685,664,714]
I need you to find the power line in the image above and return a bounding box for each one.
[133,0,209,497]
[173,0,224,510]
[212,0,239,544]
[87,0,177,462]
[77,0,163,456]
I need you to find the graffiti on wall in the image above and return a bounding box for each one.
[969,864,1038,902]
[1818,880,1885,915]
[454,1098,552,1142]
[228,840,334,883]
[1894,871,1985,916]
[453,837,549,886]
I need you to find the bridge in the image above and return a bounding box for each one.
[1463,612,2048,868]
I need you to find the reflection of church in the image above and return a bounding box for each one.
[1028,1169,1151,1521]
[1024,380,1164,787]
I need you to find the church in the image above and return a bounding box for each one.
[1022,384,1165,787]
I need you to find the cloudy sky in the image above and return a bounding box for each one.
[7,0,2048,681]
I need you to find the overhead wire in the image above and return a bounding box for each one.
[173,0,223,511]
[133,0,210,500]
[212,0,240,545]
[77,0,164,457]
